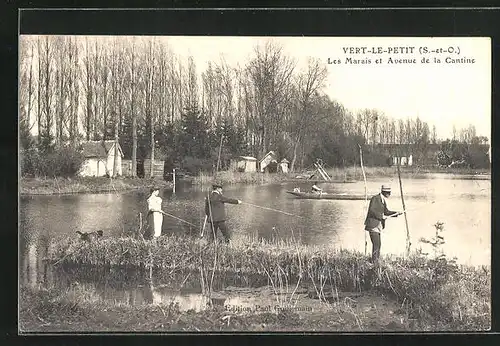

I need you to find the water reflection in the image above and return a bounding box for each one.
[19,175,491,284]
[28,263,305,313]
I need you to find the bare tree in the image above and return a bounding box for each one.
[38,36,55,148]
[289,57,327,171]
[19,37,36,138]
[109,38,124,177]
[67,37,80,146]
[129,38,138,177]
[54,36,71,145]
[81,37,94,141]
[247,41,296,157]
[141,38,157,177]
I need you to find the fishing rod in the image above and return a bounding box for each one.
[385,200,436,218]
[157,210,198,227]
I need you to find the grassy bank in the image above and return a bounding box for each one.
[46,234,490,331]
[193,167,490,186]
[21,285,405,332]
[20,177,172,196]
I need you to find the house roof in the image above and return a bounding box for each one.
[80,140,123,158]
[238,156,257,161]
[260,150,276,162]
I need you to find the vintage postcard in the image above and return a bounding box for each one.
[19,34,491,333]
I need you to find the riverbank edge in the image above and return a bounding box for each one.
[18,285,407,332]
[19,177,172,196]
[194,167,490,186]
[19,166,490,195]
[44,235,491,331]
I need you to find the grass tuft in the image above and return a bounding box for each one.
[46,233,490,330]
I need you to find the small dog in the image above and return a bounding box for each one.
[76,230,103,242]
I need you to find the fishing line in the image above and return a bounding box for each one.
[240,201,305,218]
[385,186,488,221]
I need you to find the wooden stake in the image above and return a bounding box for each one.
[396,153,411,257]
[216,133,224,173]
[173,168,176,194]
[200,215,208,238]
[139,212,143,235]
[358,144,368,256]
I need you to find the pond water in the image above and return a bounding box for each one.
[19,174,490,310]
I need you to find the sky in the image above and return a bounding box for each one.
[160,36,491,141]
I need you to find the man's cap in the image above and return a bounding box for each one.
[381,185,391,193]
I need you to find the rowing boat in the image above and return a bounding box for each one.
[286,179,357,184]
[286,190,367,200]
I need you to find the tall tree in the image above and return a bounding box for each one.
[129,38,138,177]
[39,36,55,151]
[289,58,327,171]
[247,41,296,157]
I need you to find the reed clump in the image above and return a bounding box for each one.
[47,233,490,330]
[194,171,292,186]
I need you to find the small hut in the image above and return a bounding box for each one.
[230,156,257,172]
[79,140,124,177]
[279,158,290,173]
[121,159,133,176]
[144,159,165,179]
[259,151,278,173]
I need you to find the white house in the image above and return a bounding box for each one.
[79,140,124,177]
[393,155,413,167]
[230,156,257,172]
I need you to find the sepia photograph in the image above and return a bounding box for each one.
[18,34,491,333]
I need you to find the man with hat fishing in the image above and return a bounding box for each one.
[204,183,242,243]
[364,184,403,264]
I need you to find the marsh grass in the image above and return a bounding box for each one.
[47,232,490,330]
[195,171,292,186]
[20,176,171,196]
[325,166,490,181]
[194,166,490,187]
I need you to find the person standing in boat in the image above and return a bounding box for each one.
[147,187,164,239]
[311,181,323,195]
[204,183,241,243]
[364,185,403,263]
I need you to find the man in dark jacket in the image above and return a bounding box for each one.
[364,185,403,263]
[205,183,241,243]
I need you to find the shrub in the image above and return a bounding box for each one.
[20,146,85,178]
[182,156,213,175]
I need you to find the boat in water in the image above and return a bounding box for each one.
[286,190,367,200]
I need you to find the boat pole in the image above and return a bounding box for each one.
[358,144,368,256]
[396,151,411,257]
